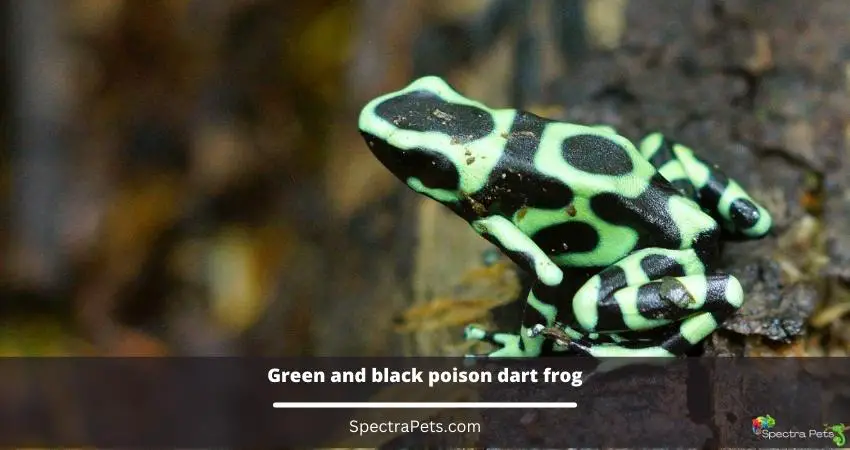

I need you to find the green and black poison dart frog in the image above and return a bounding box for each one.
[358,76,773,358]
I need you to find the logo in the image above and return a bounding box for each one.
[824,423,847,448]
[753,414,776,435]
[753,416,847,446]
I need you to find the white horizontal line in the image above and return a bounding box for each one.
[272,402,577,409]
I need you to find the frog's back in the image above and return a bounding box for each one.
[507,120,720,268]
[358,76,718,268]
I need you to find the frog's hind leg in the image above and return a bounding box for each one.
[638,133,698,199]
[575,310,732,357]
[569,247,744,357]
[638,133,772,240]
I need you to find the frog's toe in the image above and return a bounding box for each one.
[463,324,488,342]
[463,325,512,346]
[463,325,508,347]
[463,325,527,357]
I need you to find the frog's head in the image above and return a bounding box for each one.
[358,76,500,209]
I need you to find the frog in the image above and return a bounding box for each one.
[358,76,773,358]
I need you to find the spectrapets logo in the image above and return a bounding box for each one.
[753,415,848,447]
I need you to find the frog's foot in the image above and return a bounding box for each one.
[463,325,532,357]
[571,248,744,356]
[638,133,772,240]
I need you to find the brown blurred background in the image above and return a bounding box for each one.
[1,0,848,358]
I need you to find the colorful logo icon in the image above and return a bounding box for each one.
[753,414,776,435]
[824,423,847,448]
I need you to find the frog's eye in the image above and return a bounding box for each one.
[361,132,460,191]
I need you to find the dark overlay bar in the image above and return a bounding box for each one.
[0,357,846,447]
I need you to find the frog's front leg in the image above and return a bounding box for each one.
[461,215,564,357]
[463,278,561,357]
[463,324,533,357]
[471,215,564,287]
[639,133,772,240]
[567,248,743,357]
